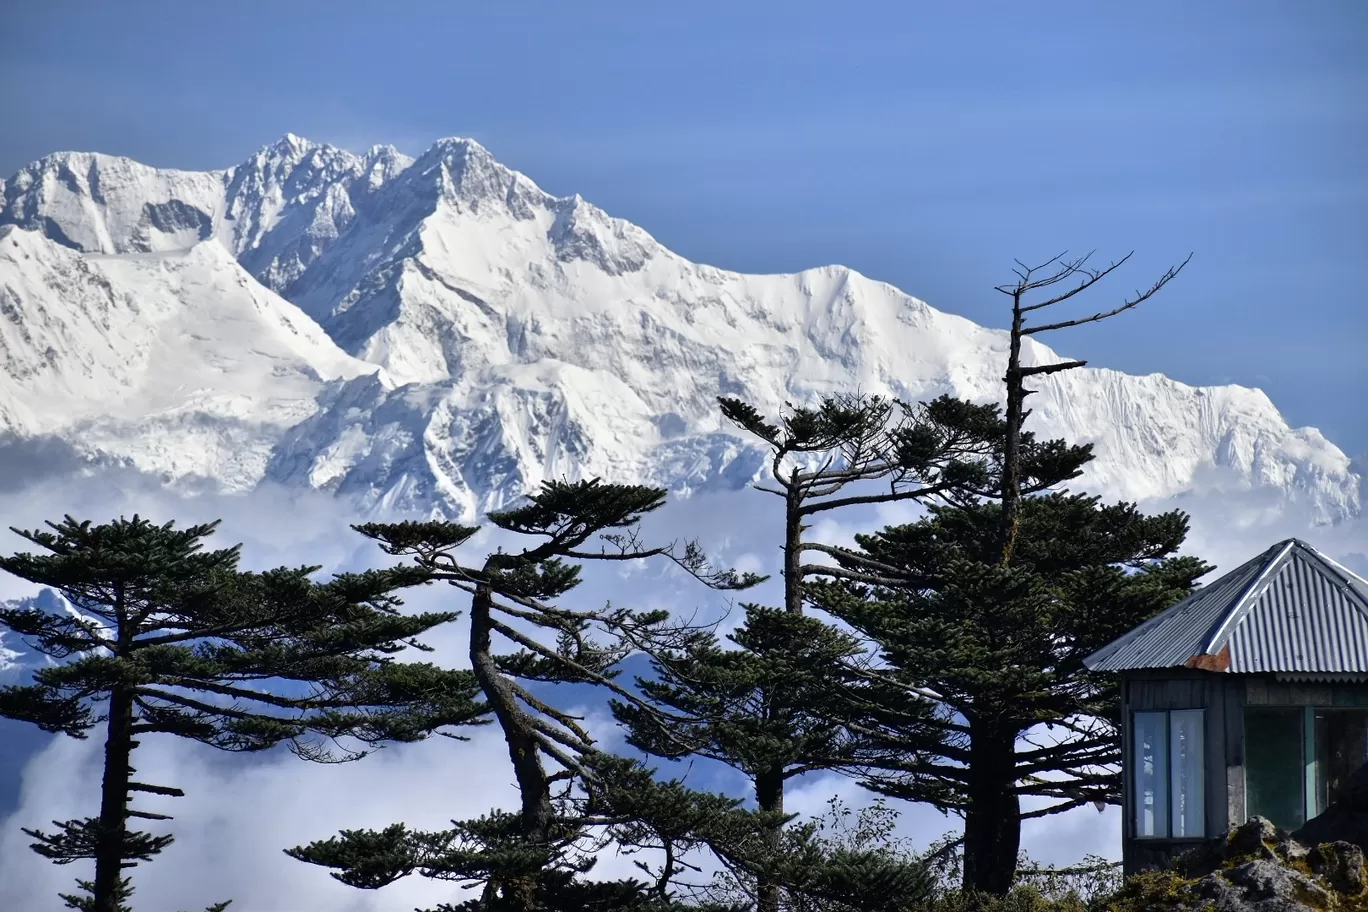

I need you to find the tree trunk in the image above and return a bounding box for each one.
[783,482,805,615]
[469,582,553,908]
[754,480,805,911]
[999,297,1026,567]
[92,682,135,912]
[755,762,786,912]
[961,726,1022,897]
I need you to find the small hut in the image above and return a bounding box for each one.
[1084,538,1368,874]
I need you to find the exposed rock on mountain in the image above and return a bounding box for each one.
[0,136,1359,522]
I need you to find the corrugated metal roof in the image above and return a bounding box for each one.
[1085,539,1368,674]
[1082,542,1274,671]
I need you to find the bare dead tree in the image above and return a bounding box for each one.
[995,250,1192,565]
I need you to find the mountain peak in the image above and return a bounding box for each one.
[402,136,548,218]
[420,136,505,179]
[428,135,493,156]
[0,134,1359,527]
[268,132,317,155]
[240,134,359,175]
[362,143,409,165]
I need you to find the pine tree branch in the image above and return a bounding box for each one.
[507,681,594,747]
[156,678,310,711]
[483,616,702,756]
[132,621,266,650]
[797,481,952,517]
[1014,252,1132,312]
[840,725,973,767]
[797,456,896,493]
[1019,254,1191,336]
[798,563,907,588]
[529,731,589,778]
[798,542,908,580]
[999,250,1073,289]
[126,809,173,821]
[1015,734,1114,766]
[841,667,956,717]
[133,689,259,724]
[1017,360,1087,378]
[521,709,595,757]
[1018,797,1103,820]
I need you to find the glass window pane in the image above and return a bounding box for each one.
[1315,709,1368,815]
[1134,712,1168,837]
[1170,709,1205,837]
[1245,707,1305,829]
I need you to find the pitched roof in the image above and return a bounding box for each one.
[1085,539,1368,674]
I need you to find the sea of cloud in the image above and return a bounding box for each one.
[0,453,1363,911]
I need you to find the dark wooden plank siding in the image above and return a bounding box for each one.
[1120,676,1133,874]
[1204,675,1228,842]
[1126,670,1223,711]
[1116,673,1366,875]
[1121,671,1244,875]
[1244,678,1367,706]
[1224,677,1246,827]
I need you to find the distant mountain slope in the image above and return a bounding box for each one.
[0,136,1358,522]
[0,225,377,490]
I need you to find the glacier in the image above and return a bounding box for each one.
[0,134,1359,524]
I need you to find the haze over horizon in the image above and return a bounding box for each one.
[1,4,1366,905]
[2,0,1364,455]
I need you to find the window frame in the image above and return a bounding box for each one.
[1311,706,1368,818]
[1130,708,1206,840]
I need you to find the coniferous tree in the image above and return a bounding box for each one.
[614,395,998,912]
[809,491,1210,897]
[993,249,1190,566]
[807,250,1201,898]
[0,514,487,912]
[289,479,767,910]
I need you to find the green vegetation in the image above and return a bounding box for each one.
[0,253,1254,911]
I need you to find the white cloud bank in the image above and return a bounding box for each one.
[0,464,1364,911]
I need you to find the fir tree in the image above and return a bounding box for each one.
[809,491,1210,896]
[807,245,1200,900]
[0,514,486,912]
[289,479,766,910]
[614,395,997,912]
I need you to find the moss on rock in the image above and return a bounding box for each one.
[1101,818,1368,912]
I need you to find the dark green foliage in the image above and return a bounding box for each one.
[615,604,942,909]
[0,514,486,912]
[912,888,1093,912]
[291,479,767,908]
[615,606,866,774]
[696,796,936,912]
[772,799,937,912]
[290,754,763,911]
[809,489,1210,895]
[617,393,1000,912]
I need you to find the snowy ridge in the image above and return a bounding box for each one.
[0,225,380,491]
[0,135,1359,522]
[0,590,77,682]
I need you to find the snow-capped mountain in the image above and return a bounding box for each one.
[0,590,74,683]
[0,226,377,491]
[0,135,1359,522]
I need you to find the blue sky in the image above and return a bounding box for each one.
[2,0,1364,454]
